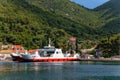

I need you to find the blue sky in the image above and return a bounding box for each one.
[71,0,110,9]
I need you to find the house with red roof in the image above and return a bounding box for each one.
[11,45,24,50]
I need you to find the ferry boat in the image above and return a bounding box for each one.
[20,39,80,62]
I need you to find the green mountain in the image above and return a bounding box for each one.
[0,0,119,49]
[0,0,100,49]
[94,0,120,57]
[95,0,120,33]
[26,0,101,27]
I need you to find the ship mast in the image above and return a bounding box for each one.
[48,38,51,47]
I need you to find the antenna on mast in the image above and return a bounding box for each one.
[48,38,51,47]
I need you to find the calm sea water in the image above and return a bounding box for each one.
[0,61,120,80]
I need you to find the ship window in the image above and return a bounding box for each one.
[38,51,44,57]
[46,51,54,57]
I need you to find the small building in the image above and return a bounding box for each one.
[68,37,76,44]
[81,54,94,59]
[1,45,12,50]
[11,45,24,50]
[0,45,25,61]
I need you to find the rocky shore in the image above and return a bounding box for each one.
[0,55,12,62]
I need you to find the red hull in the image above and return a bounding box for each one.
[20,58,80,62]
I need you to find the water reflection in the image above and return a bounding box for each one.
[0,62,67,72]
[0,61,120,80]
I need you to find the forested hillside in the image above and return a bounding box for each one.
[93,0,120,57]
[95,0,120,33]
[26,0,102,28]
[98,33,120,57]
[0,0,119,51]
[0,0,101,49]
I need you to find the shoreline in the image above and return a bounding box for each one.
[1,58,120,62]
[79,58,120,62]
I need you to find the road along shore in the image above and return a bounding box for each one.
[79,58,120,62]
